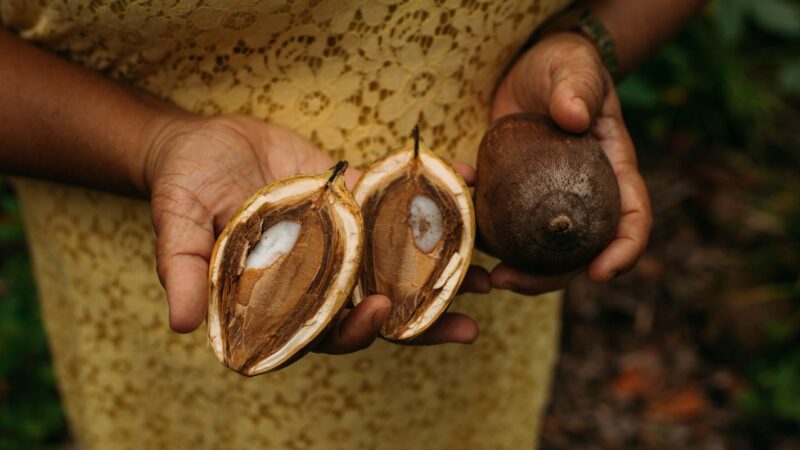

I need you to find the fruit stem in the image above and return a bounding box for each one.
[327,160,348,186]
[413,125,420,158]
[548,214,573,234]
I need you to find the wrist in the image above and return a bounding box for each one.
[492,31,608,121]
[518,31,609,95]
[538,31,607,74]
[136,108,197,197]
[529,3,620,82]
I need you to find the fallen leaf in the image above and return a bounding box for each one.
[646,384,708,422]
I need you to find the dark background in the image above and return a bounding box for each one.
[1,1,799,448]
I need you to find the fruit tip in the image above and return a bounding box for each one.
[413,125,420,158]
[328,160,348,185]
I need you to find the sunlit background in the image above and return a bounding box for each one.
[2,1,799,448]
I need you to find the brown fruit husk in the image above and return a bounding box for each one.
[352,137,475,341]
[475,113,621,275]
[207,162,363,376]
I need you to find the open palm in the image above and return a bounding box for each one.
[144,114,480,355]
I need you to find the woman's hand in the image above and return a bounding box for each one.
[487,31,652,295]
[144,114,482,354]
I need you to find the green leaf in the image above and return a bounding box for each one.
[0,226,23,244]
[618,75,660,109]
[779,59,800,93]
[751,0,800,37]
[714,0,748,43]
[0,194,18,215]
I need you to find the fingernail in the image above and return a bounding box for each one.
[371,307,390,329]
[571,98,589,117]
[459,324,480,344]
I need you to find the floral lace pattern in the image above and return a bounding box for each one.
[4,0,568,448]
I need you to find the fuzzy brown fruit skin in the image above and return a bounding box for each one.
[475,113,621,275]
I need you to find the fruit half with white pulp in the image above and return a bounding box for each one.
[352,131,475,341]
[207,162,363,376]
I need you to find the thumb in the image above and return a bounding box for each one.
[548,47,608,133]
[152,193,214,333]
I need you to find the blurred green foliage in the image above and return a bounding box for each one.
[618,0,800,442]
[619,0,800,154]
[0,177,67,449]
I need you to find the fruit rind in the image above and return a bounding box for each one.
[353,141,475,340]
[207,167,363,376]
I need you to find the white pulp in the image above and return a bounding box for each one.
[244,221,301,270]
[409,195,443,253]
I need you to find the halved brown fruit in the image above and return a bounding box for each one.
[352,131,475,341]
[207,162,363,376]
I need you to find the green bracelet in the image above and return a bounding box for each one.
[522,1,620,83]
[574,6,620,82]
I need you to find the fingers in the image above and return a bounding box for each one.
[459,265,491,294]
[452,161,476,186]
[407,313,479,345]
[587,94,653,282]
[489,263,575,295]
[316,263,485,353]
[314,295,391,354]
[548,39,608,133]
[318,297,479,352]
[343,167,362,191]
[586,160,652,281]
[152,190,215,333]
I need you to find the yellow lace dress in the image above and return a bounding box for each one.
[2,1,568,448]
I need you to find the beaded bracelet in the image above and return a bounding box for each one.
[524,1,620,82]
[573,6,619,82]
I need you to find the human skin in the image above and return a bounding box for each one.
[488,0,709,294]
[0,0,707,355]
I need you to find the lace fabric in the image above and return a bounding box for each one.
[3,1,569,448]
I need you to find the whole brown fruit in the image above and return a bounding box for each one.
[475,113,621,275]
